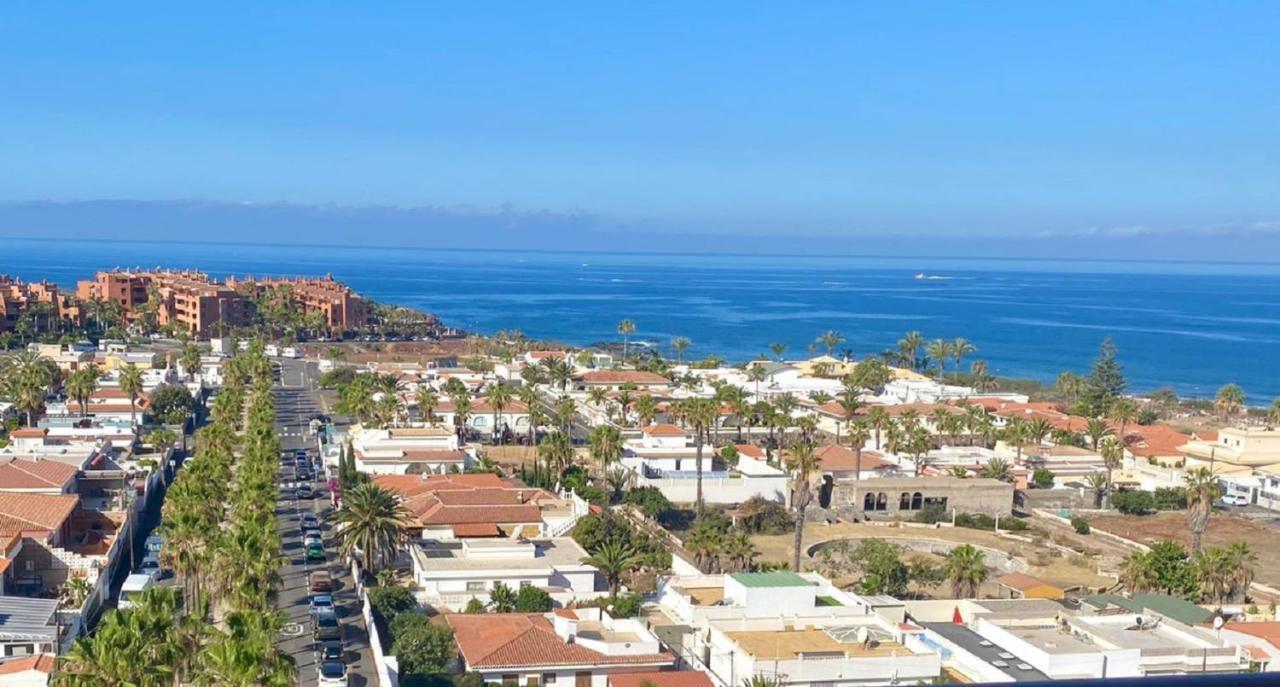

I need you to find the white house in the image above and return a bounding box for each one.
[448,608,675,687]
[350,426,471,475]
[410,537,605,610]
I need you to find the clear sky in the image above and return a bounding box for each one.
[1,2,1278,249]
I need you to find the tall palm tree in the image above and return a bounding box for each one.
[925,339,950,376]
[1215,383,1246,423]
[866,406,889,450]
[589,425,624,478]
[1099,435,1125,504]
[945,544,988,598]
[581,541,639,596]
[617,319,636,365]
[335,482,412,572]
[65,363,100,417]
[1184,467,1220,552]
[1056,371,1086,415]
[898,331,924,371]
[747,363,768,396]
[487,383,514,443]
[769,342,787,362]
[848,421,872,480]
[179,343,202,382]
[1107,398,1138,448]
[681,398,717,512]
[415,384,439,425]
[554,395,576,434]
[1194,546,1232,604]
[787,440,819,571]
[0,350,58,425]
[1003,417,1029,463]
[1084,472,1109,508]
[816,330,844,356]
[1085,417,1113,450]
[538,430,573,477]
[1268,398,1280,426]
[671,336,691,364]
[980,457,1011,481]
[1120,550,1156,593]
[634,393,659,428]
[119,362,145,427]
[1225,541,1258,601]
[950,338,976,370]
[969,360,996,392]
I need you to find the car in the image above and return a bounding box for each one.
[144,535,164,555]
[303,533,324,549]
[297,469,312,482]
[309,570,333,593]
[297,483,314,499]
[138,555,164,581]
[310,594,335,615]
[301,513,320,529]
[312,610,342,641]
[320,639,345,664]
[305,542,326,561]
[317,659,348,686]
[303,527,323,541]
[1221,494,1251,507]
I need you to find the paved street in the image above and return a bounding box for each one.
[273,359,377,687]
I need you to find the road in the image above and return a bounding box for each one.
[273,358,377,687]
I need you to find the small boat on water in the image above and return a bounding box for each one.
[914,272,926,280]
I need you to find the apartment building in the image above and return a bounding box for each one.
[0,277,82,335]
[226,275,370,331]
[76,270,250,337]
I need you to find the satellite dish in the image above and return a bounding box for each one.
[1214,616,1225,630]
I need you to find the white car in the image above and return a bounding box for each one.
[1221,494,1250,507]
[317,660,348,686]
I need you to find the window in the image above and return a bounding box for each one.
[875,492,888,511]
[543,674,557,684]
[5,644,33,657]
[527,677,540,687]
[519,580,532,588]
[474,417,488,427]
[899,492,912,510]
[466,581,486,592]
[502,675,518,686]
[863,493,876,511]
[911,492,924,510]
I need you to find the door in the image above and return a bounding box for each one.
[575,672,592,687]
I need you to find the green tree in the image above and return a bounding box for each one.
[769,341,787,361]
[1031,467,1055,489]
[65,363,100,417]
[671,336,691,364]
[390,620,456,675]
[119,362,145,427]
[1184,467,1220,552]
[336,483,412,572]
[816,330,844,356]
[678,397,717,512]
[581,541,640,596]
[589,425,625,478]
[787,440,818,571]
[945,544,988,598]
[179,344,202,382]
[617,319,636,364]
[1215,383,1246,423]
[1085,338,1127,415]
[514,585,554,612]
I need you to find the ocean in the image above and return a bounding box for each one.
[3,237,1279,401]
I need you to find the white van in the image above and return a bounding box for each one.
[118,573,153,610]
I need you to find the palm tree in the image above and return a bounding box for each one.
[538,431,573,477]
[866,406,889,450]
[925,339,950,376]
[119,362,145,427]
[747,363,768,396]
[1099,435,1125,503]
[722,532,758,573]
[581,541,639,596]
[1055,371,1086,415]
[589,425,625,478]
[1084,472,1109,508]
[1120,550,1156,593]
[0,350,57,425]
[898,331,924,371]
[554,395,576,434]
[741,675,784,687]
[945,544,988,598]
[848,421,872,480]
[335,482,412,572]
[1107,398,1138,448]
[1026,417,1052,448]
[980,457,1011,481]
[1184,467,1220,552]
[617,319,636,365]
[487,383,514,443]
[787,440,818,571]
[634,393,659,428]
[816,330,844,356]
[907,426,932,476]
[1194,546,1233,604]
[951,338,976,370]
[415,384,439,425]
[1215,383,1246,423]
[969,360,996,392]
[1225,541,1258,601]
[1085,417,1113,450]
[680,398,717,512]
[1268,398,1280,426]
[1003,417,1029,462]
[179,343,202,382]
[671,336,691,364]
[769,342,787,361]
[65,363,100,417]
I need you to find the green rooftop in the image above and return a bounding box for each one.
[730,571,813,588]
[1082,594,1212,625]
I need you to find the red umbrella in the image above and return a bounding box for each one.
[952,606,964,624]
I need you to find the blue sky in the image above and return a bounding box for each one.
[1,2,1278,250]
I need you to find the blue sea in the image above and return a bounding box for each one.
[3,238,1279,401]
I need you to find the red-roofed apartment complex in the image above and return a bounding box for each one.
[447,608,674,687]
[374,473,589,540]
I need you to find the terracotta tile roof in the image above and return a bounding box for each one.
[0,493,79,534]
[874,403,961,417]
[813,444,893,472]
[415,503,543,526]
[609,672,713,687]
[1124,424,1193,458]
[734,444,766,460]
[9,428,48,439]
[580,371,670,385]
[642,423,687,437]
[1219,622,1280,650]
[447,613,673,670]
[373,473,507,497]
[452,523,502,537]
[0,654,56,675]
[0,457,78,490]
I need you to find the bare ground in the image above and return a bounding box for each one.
[1086,511,1280,587]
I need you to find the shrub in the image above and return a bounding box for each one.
[1031,468,1055,489]
[610,592,644,618]
[463,598,487,614]
[391,620,457,675]
[738,496,795,534]
[148,384,196,424]
[914,502,948,524]
[1111,490,1156,515]
[1153,487,1187,511]
[368,585,416,622]
[514,585,553,613]
[1071,516,1091,535]
[623,486,673,519]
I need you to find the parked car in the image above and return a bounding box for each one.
[317,659,348,686]
[309,571,333,593]
[297,483,314,499]
[297,469,312,483]
[320,639,345,664]
[310,594,335,616]
[305,541,326,561]
[312,610,342,641]
[301,513,320,529]
[1221,494,1251,507]
[139,555,164,581]
[144,535,164,555]
[303,527,323,541]
[303,533,324,548]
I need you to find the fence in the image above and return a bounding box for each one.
[353,560,400,687]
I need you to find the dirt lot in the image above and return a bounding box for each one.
[1087,511,1280,586]
[751,520,1114,599]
